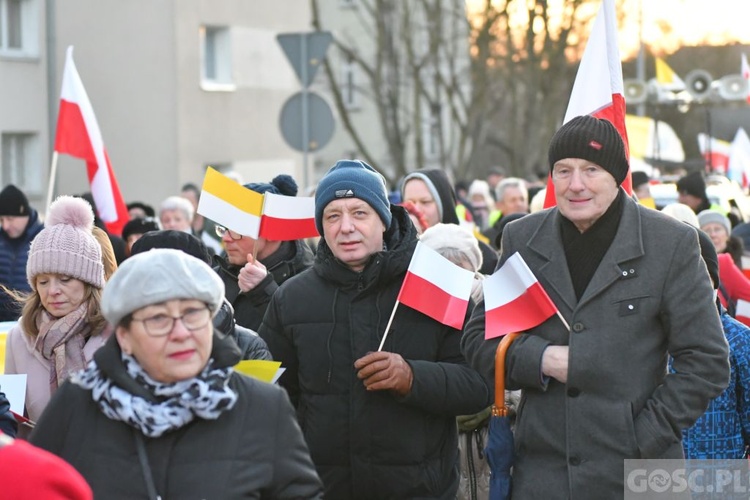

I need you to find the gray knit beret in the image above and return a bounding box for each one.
[697,209,731,235]
[102,248,224,326]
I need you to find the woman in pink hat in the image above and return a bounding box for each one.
[4,196,109,426]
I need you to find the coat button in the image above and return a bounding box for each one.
[572,322,584,333]
[569,456,581,466]
[567,387,580,397]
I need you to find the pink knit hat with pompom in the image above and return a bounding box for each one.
[26,196,104,289]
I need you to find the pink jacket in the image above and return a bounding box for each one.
[4,323,110,423]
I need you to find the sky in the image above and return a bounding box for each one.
[621,0,750,56]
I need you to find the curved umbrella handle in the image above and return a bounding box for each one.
[492,332,521,417]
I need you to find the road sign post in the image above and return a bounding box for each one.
[277,32,334,189]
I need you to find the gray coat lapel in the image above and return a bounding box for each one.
[577,194,645,308]
[526,209,578,312]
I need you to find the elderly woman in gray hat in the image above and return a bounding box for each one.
[30,249,323,499]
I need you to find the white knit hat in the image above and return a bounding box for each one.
[26,196,104,289]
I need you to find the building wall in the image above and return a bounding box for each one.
[2,0,313,220]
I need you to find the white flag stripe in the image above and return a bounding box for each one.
[60,47,116,221]
[408,242,474,299]
[736,299,750,318]
[564,0,621,122]
[263,192,315,219]
[483,253,537,309]
[198,191,261,238]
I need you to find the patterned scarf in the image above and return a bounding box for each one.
[71,354,238,438]
[34,304,91,394]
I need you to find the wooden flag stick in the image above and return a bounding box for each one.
[45,152,59,215]
[377,301,400,352]
[557,310,571,332]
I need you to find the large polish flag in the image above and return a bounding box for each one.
[259,192,318,240]
[698,133,731,174]
[728,128,750,189]
[543,0,631,208]
[197,167,263,239]
[742,54,750,105]
[54,46,129,236]
[736,300,750,327]
[397,241,474,330]
[483,252,558,340]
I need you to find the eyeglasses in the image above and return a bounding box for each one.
[131,306,211,337]
[215,225,242,240]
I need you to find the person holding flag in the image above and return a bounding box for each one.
[462,115,730,498]
[213,174,314,331]
[258,159,489,499]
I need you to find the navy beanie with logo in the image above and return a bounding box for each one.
[314,160,392,235]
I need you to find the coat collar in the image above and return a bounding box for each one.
[527,190,645,312]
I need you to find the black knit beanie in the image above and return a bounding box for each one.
[676,171,707,200]
[0,184,30,216]
[548,115,629,186]
[130,229,213,265]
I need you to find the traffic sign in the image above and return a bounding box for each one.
[277,32,333,88]
[279,91,335,152]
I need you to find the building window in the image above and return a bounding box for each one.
[1,133,41,195]
[0,0,38,56]
[200,25,233,90]
[341,57,359,110]
[423,104,440,159]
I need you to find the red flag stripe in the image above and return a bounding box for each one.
[485,282,557,339]
[259,215,318,241]
[397,271,469,330]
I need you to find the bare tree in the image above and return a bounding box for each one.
[312,0,609,185]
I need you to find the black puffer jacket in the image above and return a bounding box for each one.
[259,206,490,500]
[215,239,314,331]
[30,333,323,499]
[213,299,272,360]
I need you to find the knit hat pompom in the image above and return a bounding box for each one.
[26,196,104,290]
[271,174,298,196]
[245,174,299,196]
[44,196,95,230]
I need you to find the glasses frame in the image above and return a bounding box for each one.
[131,306,212,337]
[215,225,243,240]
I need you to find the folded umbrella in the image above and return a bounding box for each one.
[486,332,520,500]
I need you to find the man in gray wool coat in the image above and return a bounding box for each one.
[462,115,730,499]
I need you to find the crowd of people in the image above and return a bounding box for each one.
[0,114,747,498]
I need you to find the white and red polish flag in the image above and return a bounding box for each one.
[736,299,750,327]
[259,192,318,240]
[741,53,750,105]
[397,241,474,330]
[543,0,631,208]
[483,252,558,340]
[54,46,129,236]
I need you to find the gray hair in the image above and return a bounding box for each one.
[495,177,528,204]
[159,195,195,224]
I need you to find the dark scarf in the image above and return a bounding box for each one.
[560,189,625,300]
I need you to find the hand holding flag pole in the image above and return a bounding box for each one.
[378,242,475,351]
[483,252,564,339]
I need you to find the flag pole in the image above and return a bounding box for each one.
[45,151,59,216]
[377,301,400,351]
[556,311,570,332]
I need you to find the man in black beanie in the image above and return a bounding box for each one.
[0,184,44,321]
[676,171,711,214]
[462,115,730,498]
